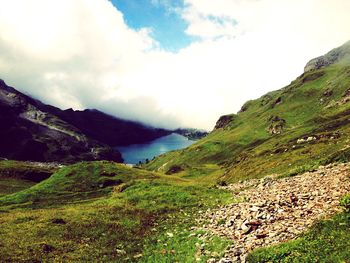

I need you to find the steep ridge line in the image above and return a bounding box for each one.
[196,163,350,262]
[19,109,84,142]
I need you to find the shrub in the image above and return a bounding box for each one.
[340,195,350,212]
[217,180,227,187]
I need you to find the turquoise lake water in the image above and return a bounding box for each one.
[116,133,195,164]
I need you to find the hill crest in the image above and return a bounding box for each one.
[145,40,350,183]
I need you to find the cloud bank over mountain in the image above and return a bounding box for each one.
[0,0,349,129]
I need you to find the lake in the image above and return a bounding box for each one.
[116,133,195,164]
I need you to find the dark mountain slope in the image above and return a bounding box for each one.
[0,80,122,162]
[145,40,350,182]
[51,108,171,146]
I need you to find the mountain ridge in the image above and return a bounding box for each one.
[0,79,123,162]
[304,40,350,72]
[145,40,350,183]
[47,107,172,147]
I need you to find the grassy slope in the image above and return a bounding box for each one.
[145,47,350,183]
[0,160,57,197]
[0,161,233,262]
[0,178,35,197]
[247,213,350,263]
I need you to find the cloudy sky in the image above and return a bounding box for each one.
[0,0,349,130]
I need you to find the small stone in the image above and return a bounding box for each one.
[246,220,262,227]
[243,226,253,235]
[218,258,233,263]
[232,247,244,256]
[133,254,143,259]
[256,233,268,239]
[226,219,234,227]
[116,249,126,255]
[249,206,260,212]
[240,222,249,231]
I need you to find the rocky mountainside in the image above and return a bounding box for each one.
[48,108,171,147]
[304,40,350,72]
[197,162,350,262]
[0,80,122,162]
[145,40,350,182]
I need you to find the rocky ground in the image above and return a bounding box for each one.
[196,163,350,262]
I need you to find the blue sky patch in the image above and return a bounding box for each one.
[111,0,195,52]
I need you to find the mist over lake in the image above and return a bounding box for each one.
[116,133,195,164]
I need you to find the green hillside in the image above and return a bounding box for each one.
[0,161,233,262]
[0,160,58,197]
[145,41,350,183]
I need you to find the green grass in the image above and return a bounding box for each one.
[0,178,36,197]
[0,203,159,262]
[0,160,57,197]
[0,161,159,207]
[0,160,57,182]
[247,213,350,263]
[0,161,233,262]
[141,224,231,262]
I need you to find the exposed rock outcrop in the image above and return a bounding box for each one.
[267,116,286,135]
[174,128,208,140]
[239,101,253,113]
[304,41,350,72]
[165,165,184,175]
[214,115,235,130]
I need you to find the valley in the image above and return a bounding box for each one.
[0,41,350,262]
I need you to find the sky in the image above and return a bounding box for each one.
[0,0,349,130]
[111,0,195,51]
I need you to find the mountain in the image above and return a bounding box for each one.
[145,40,350,182]
[174,128,208,140]
[0,78,207,163]
[0,80,123,162]
[47,108,171,147]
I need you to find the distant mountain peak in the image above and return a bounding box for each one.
[304,40,350,72]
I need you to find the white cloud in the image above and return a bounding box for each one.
[0,0,349,130]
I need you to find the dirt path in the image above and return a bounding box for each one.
[196,163,350,262]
